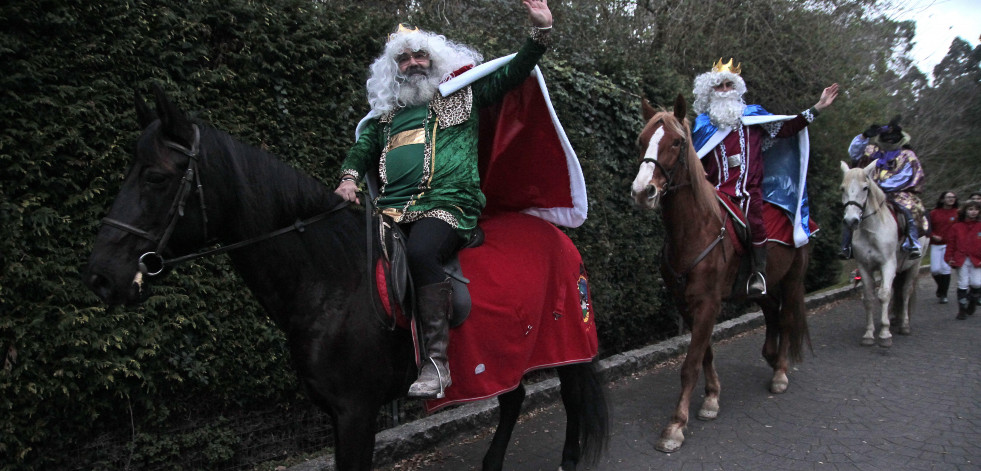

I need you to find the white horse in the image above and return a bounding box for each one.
[839,161,927,347]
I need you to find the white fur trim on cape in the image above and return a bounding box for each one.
[695,114,811,247]
[354,53,588,228]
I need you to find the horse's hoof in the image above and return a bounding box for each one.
[697,397,719,420]
[656,427,685,453]
[697,408,718,420]
[877,337,892,348]
[655,436,684,453]
[861,338,875,347]
[770,373,789,394]
[899,326,911,335]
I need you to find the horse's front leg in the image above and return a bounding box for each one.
[656,299,718,453]
[698,343,720,420]
[331,401,382,471]
[858,265,878,346]
[875,260,898,347]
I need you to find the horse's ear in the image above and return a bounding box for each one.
[152,83,195,145]
[641,97,657,121]
[862,161,877,177]
[135,91,157,129]
[840,161,850,173]
[673,94,687,122]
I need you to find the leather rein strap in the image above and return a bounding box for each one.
[101,124,350,275]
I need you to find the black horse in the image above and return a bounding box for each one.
[83,86,607,471]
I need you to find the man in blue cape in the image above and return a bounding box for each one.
[691,59,838,297]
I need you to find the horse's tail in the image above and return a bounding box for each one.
[560,360,610,466]
[788,293,813,363]
[788,248,813,363]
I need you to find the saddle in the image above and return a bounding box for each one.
[365,170,478,328]
[380,216,482,328]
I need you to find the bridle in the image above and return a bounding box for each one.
[642,122,690,196]
[843,177,881,221]
[101,124,349,276]
[101,125,208,276]
[642,120,727,289]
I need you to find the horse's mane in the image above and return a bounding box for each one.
[655,111,718,216]
[195,122,348,236]
[185,122,373,289]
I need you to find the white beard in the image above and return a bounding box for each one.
[707,91,746,129]
[397,73,439,108]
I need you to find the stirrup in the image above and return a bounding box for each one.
[903,243,921,259]
[428,357,447,399]
[407,358,449,399]
[747,273,767,297]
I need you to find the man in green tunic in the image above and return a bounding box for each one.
[334,0,555,399]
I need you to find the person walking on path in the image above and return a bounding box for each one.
[928,191,959,303]
[945,200,981,320]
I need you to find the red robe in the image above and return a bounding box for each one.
[700,114,811,245]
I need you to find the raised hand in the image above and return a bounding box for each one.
[815,83,839,111]
[522,0,553,28]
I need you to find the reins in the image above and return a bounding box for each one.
[649,121,728,289]
[101,124,350,275]
[661,212,730,289]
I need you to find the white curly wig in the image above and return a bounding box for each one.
[365,29,483,116]
[692,70,747,127]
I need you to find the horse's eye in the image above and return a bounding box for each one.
[673,139,682,147]
[145,172,168,186]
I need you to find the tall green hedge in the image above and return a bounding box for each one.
[1,1,846,469]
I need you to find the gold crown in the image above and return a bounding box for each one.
[712,58,742,75]
[389,23,420,41]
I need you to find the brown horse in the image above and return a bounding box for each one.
[628,95,811,453]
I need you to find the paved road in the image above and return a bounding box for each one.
[378,275,981,470]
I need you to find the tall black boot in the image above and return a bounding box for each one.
[900,208,921,259]
[839,225,853,260]
[408,279,453,399]
[968,287,980,316]
[956,288,968,320]
[747,245,767,298]
[937,274,951,303]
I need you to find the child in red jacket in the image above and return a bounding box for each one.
[945,200,981,319]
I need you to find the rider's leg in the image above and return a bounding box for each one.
[748,243,767,298]
[402,218,463,399]
[745,195,767,298]
[897,205,921,258]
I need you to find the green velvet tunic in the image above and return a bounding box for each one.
[341,37,547,240]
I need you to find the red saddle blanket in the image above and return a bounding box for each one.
[763,202,820,246]
[401,212,599,412]
[715,190,820,248]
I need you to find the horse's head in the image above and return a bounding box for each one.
[630,94,691,210]
[839,161,879,230]
[83,86,213,305]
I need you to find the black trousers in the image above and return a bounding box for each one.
[400,217,464,287]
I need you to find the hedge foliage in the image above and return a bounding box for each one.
[1,0,901,468]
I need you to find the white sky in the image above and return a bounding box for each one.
[897,0,981,77]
